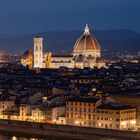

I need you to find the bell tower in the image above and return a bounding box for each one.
[33,37,43,68]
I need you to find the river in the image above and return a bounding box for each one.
[0,133,115,140]
[0,133,92,140]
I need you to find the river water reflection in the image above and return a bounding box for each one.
[0,135,43,140]
[0,133,118,140]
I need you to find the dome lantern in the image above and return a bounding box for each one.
[84,24,90,35]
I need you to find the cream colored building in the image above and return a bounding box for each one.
[31,108,44,122]
[66,98,136,130]
[33,37,43,68]
[19,104,31,120]
[0,100,15,115]
[96,104,136,130]
[111,95,140,128]
[21,24,105,69]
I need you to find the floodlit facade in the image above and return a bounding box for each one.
[21,24,105,69]
[0,101,15,115]
[66,98,136,130]
[33,37,43,68]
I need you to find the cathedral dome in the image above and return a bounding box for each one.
[22,50,29,59]
[73,24,101,58]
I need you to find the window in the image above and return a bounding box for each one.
[71,107,73,111]
[88,114,91,120]
[93,109,96,113]
[116,112,120,114]
[66,107,69,111]
[36,46,38,51]
[105,118,108,120]
[89,108,91,113]
[84,114,86,119]
[71,113,73,118]
[89,122,91,126]
[67,113,69,117]
[84,108,86,112]
[105,111,108,114]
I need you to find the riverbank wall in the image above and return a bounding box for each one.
[0,119,139,140]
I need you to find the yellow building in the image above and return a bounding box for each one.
[111,95,140,128]
[19,104,31,120]
[21,24,105,69]
[66,98,136,130]
[96,104,136,130]
[0,100,15,115]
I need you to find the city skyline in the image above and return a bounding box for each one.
[0,1,140,139]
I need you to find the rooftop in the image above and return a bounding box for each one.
[67,96,99,103]
[97,103,135,110]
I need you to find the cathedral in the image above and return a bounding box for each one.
[21,25,105,69]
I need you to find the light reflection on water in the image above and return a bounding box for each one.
[0,134,118,140]
[0,135,43,140]
[11,136,43,140]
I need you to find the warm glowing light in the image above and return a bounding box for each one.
[53,119,56,123]
[121,121,126,126]
[131,120,136,125]
[75,121,79,124]
[12,136,17,140]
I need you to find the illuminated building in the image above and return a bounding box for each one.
[0,100,15,115]
[21,48,33,69]
[66,98,136,130]
[21,24,105,69]
[19,104,31,120]
[73,24,104,68]
[33,37,43,68]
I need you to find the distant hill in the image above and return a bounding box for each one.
[0,29,140,54]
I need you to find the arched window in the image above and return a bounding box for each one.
[36,46,38,51]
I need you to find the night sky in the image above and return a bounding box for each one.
[0,0,140,34]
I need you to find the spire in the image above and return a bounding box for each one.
[84,24,90,35]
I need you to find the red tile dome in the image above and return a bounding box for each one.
[74,24,100,53]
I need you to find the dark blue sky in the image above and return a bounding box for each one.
[0,0,140,34]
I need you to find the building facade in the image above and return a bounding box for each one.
[21,24,105,69]
[66,98,136,130]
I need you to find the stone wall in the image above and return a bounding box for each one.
[0,119,139,140]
